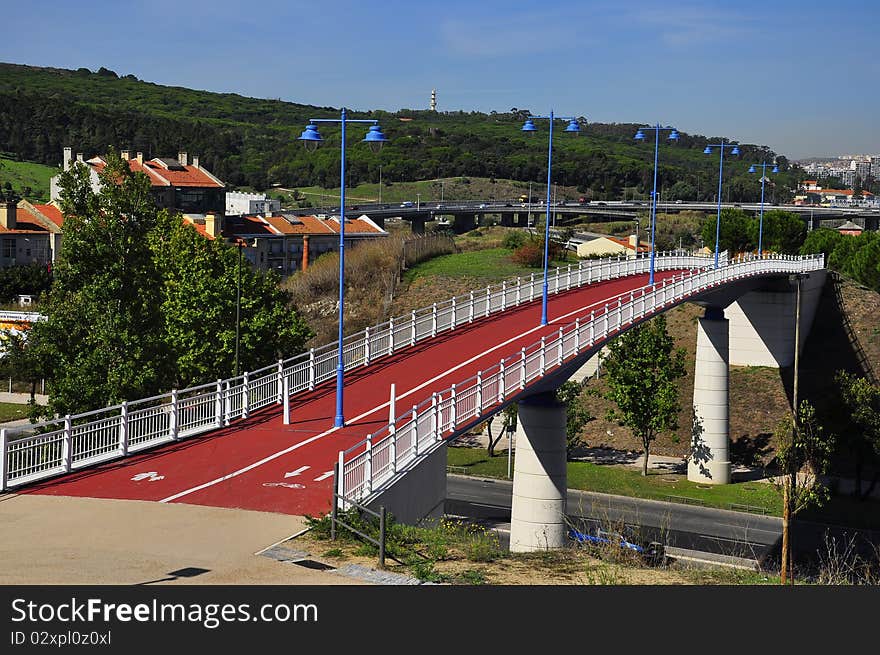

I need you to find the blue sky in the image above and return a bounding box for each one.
[3,0,878,159]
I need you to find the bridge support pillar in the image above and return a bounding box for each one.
[409,216,427,235]
[510,391,567,552]
[454,214,476,234]
[501,213,514,227]
[688,307,731,485]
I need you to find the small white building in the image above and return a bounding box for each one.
[226,191,281,217]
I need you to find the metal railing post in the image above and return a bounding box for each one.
[242,371,250,419]
[119,401,129,456]
[331,461,339,541]
[214,379,222,428]
[590,310,595,345]
[170,389,179,440]
[431,393,438,440]
[337,451,346,510]
[283,375,290,425]
[62,414,72,472]
[0,428,6,491]
[364,328,371,366]
[554,266,560,293]
[501,281,507,310]
[530,273,535,299]
[411,310,417,346]
[476,372,483,410]
[308,348,316,389]
[485,286,491,317]
[451,296,457,328]
[498,361,506,402]
[224,381,232,426]
[540,337,546,375]
[450,384,457,429]
[574,318,580,353]
[520,348,526,389]
[558,327,564,365]
[365,437,373,494]
[379,506,387,570]
[388,317,395,353]
[431,304,437,337]
[469,291,475,323]
[412,405,420,455]
[276,360,284,404]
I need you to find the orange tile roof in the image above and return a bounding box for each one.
[607,236,650,252]
[0,220,50,234]
[31,204,64,227]
[88,156,224,188]
[323,216,385,235]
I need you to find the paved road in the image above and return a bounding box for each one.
[446,475,880,561]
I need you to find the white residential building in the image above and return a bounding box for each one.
[225,191,281,216]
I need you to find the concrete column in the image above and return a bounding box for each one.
[688,307,731,484]
[510,392,568,552]
[410,216,426,234]
[501,213,514,227]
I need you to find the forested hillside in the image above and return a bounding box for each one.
[0,62,802,199]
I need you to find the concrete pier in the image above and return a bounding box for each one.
[688,307,731,485]
[509,392,568,552]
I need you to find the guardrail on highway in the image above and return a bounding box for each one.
[0,251,717,490]
[338,253,826,506]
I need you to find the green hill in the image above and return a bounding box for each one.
[0,62,801,201]
[0,155,56,202]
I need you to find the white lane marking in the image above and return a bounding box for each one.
[160,278,655,504]
[285,466,310,478]
[313,471,334,482]
[131,472,165,482]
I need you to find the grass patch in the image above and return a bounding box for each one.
[447,445,784,514]
[402,247,570,285]
[0,402,30,423]
[0,156,56,202]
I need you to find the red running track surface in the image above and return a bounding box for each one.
[28,270,683,516]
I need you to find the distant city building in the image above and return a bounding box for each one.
[835,220,863,236]
[225,191,281,216]
[51,147,225,214]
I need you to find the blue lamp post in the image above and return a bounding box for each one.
[703,140,741,268]
[634,124,679,285]
[748,161,779,257]
[520,111,581,326]
[299,109,388,428]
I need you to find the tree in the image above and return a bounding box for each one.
[771,400,835,584]
[750,209,807,254]
[835,371,880,500]
[27,150,167,417]
[150,212,313,387]
[601,316,687,475]
[700,208,752,256]
[557,379,592,456]
[484,404,516,458]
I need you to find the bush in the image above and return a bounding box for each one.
[503,230,527,250]
[511,242,543,267]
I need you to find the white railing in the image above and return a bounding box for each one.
[337,253,826,505]
[0,251,716,491]
[0,311,45,323]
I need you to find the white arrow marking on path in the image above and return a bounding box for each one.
[313,471,334,482]
[284,466,310,478]
[131,472,165,482]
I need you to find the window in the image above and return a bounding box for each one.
[2,238,14,259]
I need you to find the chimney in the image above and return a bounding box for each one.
[629,234,638,249]
[121,150,130,161]
[178,151,188,166]
[192,155,199,168]
[264,206,273,218]
[63,147,72,171]
[204,211,221,238]
[136,152,143,164]
[301,235,309,272]
[76,152,84,163]
[0,201,17,230]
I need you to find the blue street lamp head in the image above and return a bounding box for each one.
[521,118,537,133]
[362,124,389,153]
[669,130,680,141]
[703,146,713,155]
[731,145,740,156]
[772,165,779,174]
[298,123,323,151]
[565,119,581,134]
[748,165,756,174]
[634,129,646,141]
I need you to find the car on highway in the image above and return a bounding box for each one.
[400,201,414,207]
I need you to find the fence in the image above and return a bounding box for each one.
[338,253,826,505]
[0,250,719,491]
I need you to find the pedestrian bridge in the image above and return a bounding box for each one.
[4,252,825,546]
